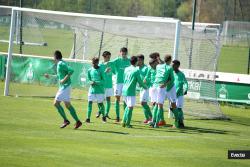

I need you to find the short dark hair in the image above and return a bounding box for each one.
[54,50,62,60]
[137,54,144,60]
[164,54,172,63]
[130,56,138,65]
[92,57,99,64]
[102,51,111,57]
[149,52,160,60]
[172,60,180,66]
[120,47,128,53]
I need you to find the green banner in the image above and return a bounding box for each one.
[0,54,249,104]
[0,54,91,89]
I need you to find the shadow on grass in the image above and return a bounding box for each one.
[220,115,250,127]
[79,128,129,135]
[132,124,229,135]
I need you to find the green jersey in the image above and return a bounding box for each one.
[99,61,114,89]
[110,57,130,84]
[153,64,169,87]
[56,60,74,90]
[166,64,175,91]
[145,66,156,87]
[137,64,150,88]
[122,65,147,96]
[87,67,105,94]
[174,71,188,97]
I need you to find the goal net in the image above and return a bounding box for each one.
[1,6,226,119]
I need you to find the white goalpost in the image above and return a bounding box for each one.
[1,6,226,119]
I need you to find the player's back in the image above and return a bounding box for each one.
[154,63,168,87]
[122,65,140,96]
[166,64,175,91]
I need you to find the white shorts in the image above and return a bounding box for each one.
[88,93,105,103]
[123,96,136,107]
[140,89,149,102]
[149,87,157,103]
[176,96,184,108]
[55,86,71,102]
[114,83,123,96]
[105,88,114,98]
[156,87,167,104]
[166,86,177,103]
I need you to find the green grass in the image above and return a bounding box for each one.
[0,85,250,166]
[218,46,249,74]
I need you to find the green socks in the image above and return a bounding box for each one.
[123,101,127,111]
[55,104,67,120]
[87,101,93,119]
[122,107,133,126]
[67,105,79,122]
[172,108,180,128]
[98,103,105,116]
[142,103,152,120]
[152,105,158,123]
[126,108,133,126]
[105,100,111,116]
[115,100,120,118]
[156,107,163,124]
[122,107,128,123]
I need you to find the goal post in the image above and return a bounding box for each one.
[2,6,226,119]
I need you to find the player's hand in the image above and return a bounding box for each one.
[60,79,65,84]
[160,83,166,88]
[184,91,187,95]
[143,79,147,84]
[44,73,49,79]
[105,67,111,73]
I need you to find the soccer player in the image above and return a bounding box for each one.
[148,52,166,126]
[44,50,82,129]
[122,56,147,128]
[149,55,169,128]
[98,51,114,119]
[172,60,188,128]
[86,57,106,123]
[164,54,181,128]
[137,54,152,123]
[145,58,158,112]
[110,47,130,122]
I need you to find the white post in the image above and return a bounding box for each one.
[173,20,181,60]
[4,9,17,96]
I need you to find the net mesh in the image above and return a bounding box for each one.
[1,7,226,119]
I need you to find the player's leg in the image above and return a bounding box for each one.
[114,84,123,122]
[105,96,111,119]
[125,96,136,128]
[97,94,106,123]
[154,87,166,128]
[54,100,70,128]
[86,93,94,123]
[64,101,82,129]
[122,97,128,127]
[54,87,72,128]
[176,96,184,128]
[140,89,152,123]
[168,86,180,128]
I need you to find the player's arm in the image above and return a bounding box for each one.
[87,70,95,85]
[183,73,188,95]
[137,71,147,89]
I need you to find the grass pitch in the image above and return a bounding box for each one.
[0,87,249,166]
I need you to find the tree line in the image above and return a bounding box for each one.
[2,0,250,23]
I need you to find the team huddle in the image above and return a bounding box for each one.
[46,47,188,129]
